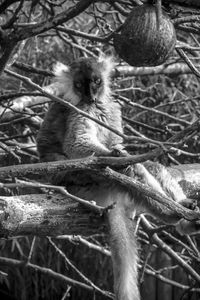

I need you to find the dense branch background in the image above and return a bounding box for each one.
[0,0,200,300]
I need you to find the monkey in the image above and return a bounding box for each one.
[37,55,141,300]
[37,56,125,162]
[37,56,199,300]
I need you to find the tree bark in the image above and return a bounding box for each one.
[0,163,199,238]
[0,193,105,237]
[169,0,200,8]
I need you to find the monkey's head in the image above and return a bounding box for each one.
[54,56,114,106]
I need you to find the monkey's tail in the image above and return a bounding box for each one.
[108,189,140,300]
[67,184,140,300]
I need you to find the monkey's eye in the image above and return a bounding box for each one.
[93,77,101,85]
[74,81,82,89]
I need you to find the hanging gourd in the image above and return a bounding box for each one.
[113,4,176,67]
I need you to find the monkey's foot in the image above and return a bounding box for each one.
[110,147,129,157]
[176,219,200,235]
[179,198,198,211]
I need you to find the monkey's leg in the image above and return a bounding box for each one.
[141,161,186,202]
[132,163,200,234]
[136,192,200,235]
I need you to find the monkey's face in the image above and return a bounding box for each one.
[54,56,114,106]
[70,58,105,104]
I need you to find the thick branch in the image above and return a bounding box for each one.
[0,193,104,237]
[115,63,194,77]
[99,167,200,221]
[169,0,200,8]
[0,158,200,188]
[0,159,200,224]
[0,153,164,179]
[0,159,200,237]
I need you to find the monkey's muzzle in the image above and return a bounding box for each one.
[84,96,97,104]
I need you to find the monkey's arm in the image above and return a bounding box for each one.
[64,133,129,158]
[37,103,68,162]
[63,103,128,159]
[63,113,115,158]
[64,133,112,158]
[77,133,113,157]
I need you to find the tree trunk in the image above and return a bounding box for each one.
[0,193,105,237]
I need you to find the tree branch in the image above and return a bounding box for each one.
[9,0,94,42]
[0,62,195,122]
[0,256,113,297]
[0,193,104,237]
[0,159,200,236]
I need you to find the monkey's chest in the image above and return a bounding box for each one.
[63,110,110,158]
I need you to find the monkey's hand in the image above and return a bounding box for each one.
[110,145,129,157]
[178,198,198,211]
[176,198,200,235]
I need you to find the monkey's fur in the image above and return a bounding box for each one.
[37,56,124,161]
[37,56,199,300]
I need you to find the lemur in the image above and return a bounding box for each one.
[37,56,199,300]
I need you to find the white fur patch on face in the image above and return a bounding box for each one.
[53,62,69,77]
[53,61,81,106]
[98,55,115,74]
[63,86,80,106]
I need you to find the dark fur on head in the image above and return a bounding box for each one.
[54,56,115,106]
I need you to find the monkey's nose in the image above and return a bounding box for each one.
[91,97,97,103]
[83,95,96,104]
[88,95,96,103]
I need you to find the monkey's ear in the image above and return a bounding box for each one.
[98,55,115,78]
[53,62,70,77]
